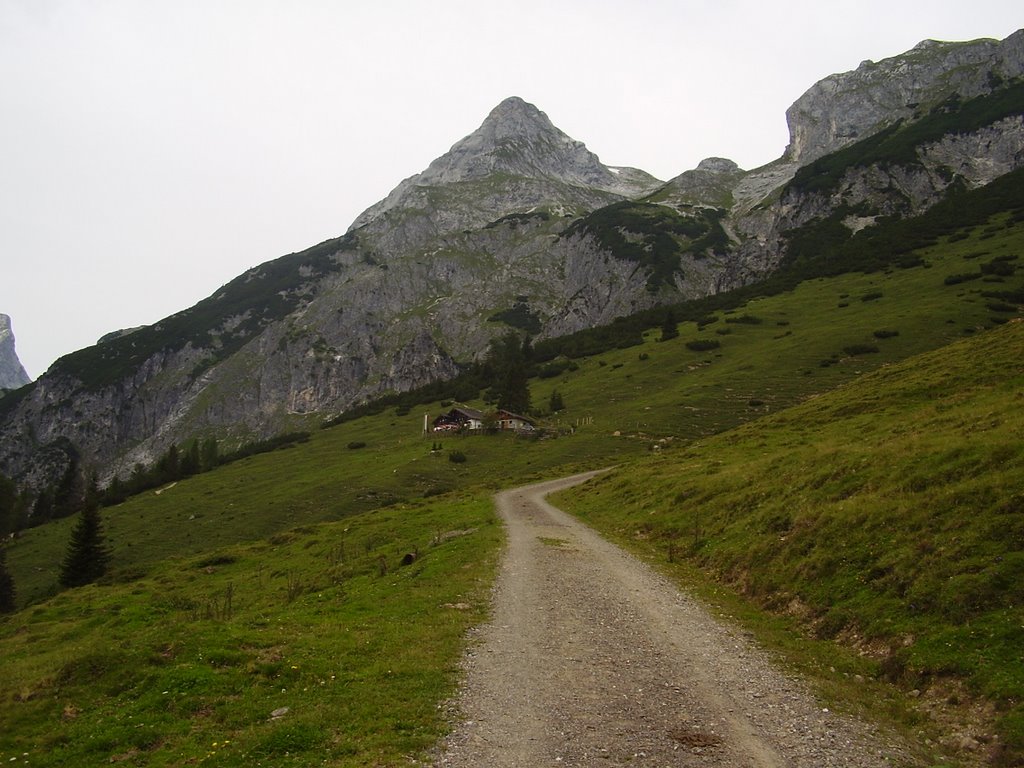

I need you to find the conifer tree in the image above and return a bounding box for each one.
[487,331,531,414]
[659,309,679,342]
[200,438,220,473]
[549,389,565,413]
[0,547,15,613]
[0,474,16,537]
[58,493,110,588]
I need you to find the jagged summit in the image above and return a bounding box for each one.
[414,94,606,186]
[0,314,31,389]
[348,96,660,231]
[476,96,560,142]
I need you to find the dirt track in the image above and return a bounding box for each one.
[434,471,912,767]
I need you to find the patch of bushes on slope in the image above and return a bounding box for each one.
[782,166,1024,276]
[562,201,728,291]
[483,211,552,229]
[49,233,358,390]
[488,300,542,334]
[788,79,1024,196]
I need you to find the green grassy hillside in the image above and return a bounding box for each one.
[553,319,1024,764]
[1,212,1022,765]
[1,495,501,766]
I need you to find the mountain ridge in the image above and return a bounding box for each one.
[2,30,1023,493]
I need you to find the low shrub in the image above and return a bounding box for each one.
[987,301,1019,313]
[686,339,721,352]
[724,314,763,325]
[944,272,982,285]
[843,344,880,356]
[448,451,467,464]
[873,329,900,339]
[347,441,367,450]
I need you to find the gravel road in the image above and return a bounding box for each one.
[433,471,913,767]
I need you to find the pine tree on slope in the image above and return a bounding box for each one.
[58,495,110,588]
[0,547,15,613]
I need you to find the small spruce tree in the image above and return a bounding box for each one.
[549,389,565,413]
[0,547,15,613]
[58,494,110,588]
[487,331,531,414]
[0,474,16,537]
[659,309,679,342]
[200,438,220,473]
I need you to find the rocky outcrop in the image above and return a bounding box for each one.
[657,158,746,208]
[0,315,31,390]
[784,30,1024,165]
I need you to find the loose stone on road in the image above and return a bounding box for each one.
[435,471,911,767]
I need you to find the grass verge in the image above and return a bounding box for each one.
[0,495,500,766]
[552,320,1024,766]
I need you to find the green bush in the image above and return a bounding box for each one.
[724,314,763,325]
[347,441,367,450]
[873,329,900,339]
[843,344,880,356]
[981,257,1017,277]
[685,339,721,352]
[448,451,467,464]
[987,301,1019,313]
[944,272,982,285]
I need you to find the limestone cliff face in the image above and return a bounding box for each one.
[0,315,31,391]
[722,31,1024,278]
[2,30,1023,492]
[784,31,1024,165]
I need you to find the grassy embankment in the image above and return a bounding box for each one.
[1,214,1021,765]
[554,321,1024,764]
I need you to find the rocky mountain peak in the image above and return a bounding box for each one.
[415,94,600,186]
[348,96,661,231]
[695,157,742,174]
[476,95,560,142]
[0,314,31,390]
[659,157,746,207]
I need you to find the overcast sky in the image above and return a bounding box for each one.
[1,1,1020,379]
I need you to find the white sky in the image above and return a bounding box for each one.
[1,1,1020,379]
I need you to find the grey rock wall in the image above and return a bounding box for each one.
[0,314,31,390]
